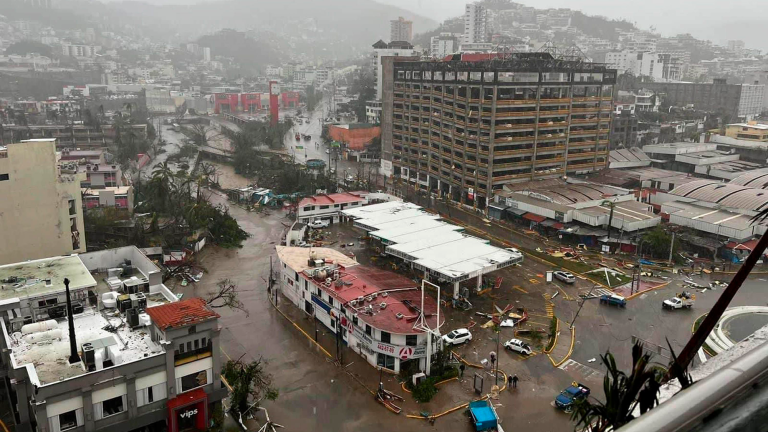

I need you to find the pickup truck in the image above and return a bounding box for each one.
[599,294,627,308]
[555,383,590,412]
[663,291,695,310]
[308,219,330,229]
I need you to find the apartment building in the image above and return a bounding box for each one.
[430,33,459,58]
[390,16,413,42]
[0,139,86,265]
[642,79,765,120]
[463,3,487,44]
[604,50,664,81]
[382,53,616,209]
[371,40,420,100]
[0,246,225,432]
[725,122,768,142]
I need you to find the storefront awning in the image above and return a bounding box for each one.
[540,219,564,229]
[522,213,546,223]
[505,208,527,216]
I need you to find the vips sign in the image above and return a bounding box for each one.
[349,322,426,359]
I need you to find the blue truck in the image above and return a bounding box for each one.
[469,400,499,431]
[555,383,590,412]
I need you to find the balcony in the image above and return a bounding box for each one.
[535,145,566,153]
[538,109,571,116]
[496,99,537,106]
[494,135,535,144]
[566,162,596,171]
[493,160,533,169]
[175,346,213,366]
[495,110,538,118]
[569,140,597,147]
[492,173,531,181]
[538,121,568,129]
[535,156,565,164]
[539,98,572,105]
[572,96,600,102]
[568,151,596,159]
[534,168,564,177]
[494,147,534,157]
[569,129,598,137]
[571,107,600,113]
[496,123,536,130]
[570,118,599,124]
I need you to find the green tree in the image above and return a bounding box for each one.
[571,342,662,431]
[641,227,678,259]
[222,357,279,421]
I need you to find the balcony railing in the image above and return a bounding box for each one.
[496,99,537,106]
[494,135,535,144]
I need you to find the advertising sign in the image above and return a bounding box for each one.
[351,324,426,359]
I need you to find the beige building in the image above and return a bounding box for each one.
[725,122,768,142]
[0,139,86,265]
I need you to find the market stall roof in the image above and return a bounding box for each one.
[522,212,546,223]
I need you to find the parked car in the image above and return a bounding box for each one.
[308,219,330,229]
[599,294,627,308]
[506,247,524,263]
[442,328,472,345]
[663,291,695,310]
[555,383,590,412]
[553,271,576,284]
[503,338,532,355]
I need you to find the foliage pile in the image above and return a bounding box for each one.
[222,357,279,420]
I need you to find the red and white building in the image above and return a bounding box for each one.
[276,246,443,373]
[297,192,368,224]
[82,186,134,214]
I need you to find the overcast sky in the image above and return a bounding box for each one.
[375,0,768,50]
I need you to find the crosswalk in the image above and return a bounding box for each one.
[543,294,554,317]
[579,288,613,299]
[558,359,603,381]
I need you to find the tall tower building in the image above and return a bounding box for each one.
[464,3,487,44]
[390,17,413,42]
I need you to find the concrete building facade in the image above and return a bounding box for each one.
[464,3,487,44]
[390,16,413,42]
[382,53,616,209]
[430,33,459,58]
[0,139,86,265]
[371,40,419,100]
[642,80,765,120]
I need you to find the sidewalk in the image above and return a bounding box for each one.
[547,319,575,368]
[270,293,507,420]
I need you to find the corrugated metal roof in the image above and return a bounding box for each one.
[670,179,768,211]
[730,169,768,189]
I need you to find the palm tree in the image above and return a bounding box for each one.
[572,342,661,432]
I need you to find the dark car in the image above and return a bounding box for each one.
[599,294,627,308]
[555,383,590,412]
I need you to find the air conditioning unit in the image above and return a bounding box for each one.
[357,296,365,303]
[396,313,404,319]
[381,292,388,298]
[350,300,357,307]
[366,305,373,314]
[365,295,373,302]
[380,302,387,309]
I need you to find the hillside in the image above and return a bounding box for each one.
[196,30,282,73]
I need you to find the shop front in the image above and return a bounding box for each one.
[167,388,208,432]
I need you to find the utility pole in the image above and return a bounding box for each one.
[570,285,597,329]
[668,231,675,266]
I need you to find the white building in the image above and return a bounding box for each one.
[276,246,442,373]
[297,192,368,224]
[366,100,382,124]
[371,40,419,100]
[430,33,459,58]
[738,84,766,120]
[464,2,487,44]
[604,50,665,80]
[61,44,100,58]
[202,46,211,62]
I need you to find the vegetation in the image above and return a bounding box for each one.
[545,316,558,352]
[222,357,279,421]
[641,227,680,260]
[5,40,56,58]
[406,349,458,403]
[346,69,375,123]
[196,29,282,73]
[206,279,248,316]
[304,85,322,112]
[571,342,662,431]
[570,11,635,41]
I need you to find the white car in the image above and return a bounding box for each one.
[504,338,532,355]
[308,220,330,229]
[553,270,576,284]
[442,328,472,345]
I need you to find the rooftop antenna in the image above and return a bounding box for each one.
[64,278,80,364]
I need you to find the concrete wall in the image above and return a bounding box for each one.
[79,246,162,289]
[0,140,86,265]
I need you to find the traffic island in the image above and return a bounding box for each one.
[547,320,575,368]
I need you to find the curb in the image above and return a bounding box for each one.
[406,370,509,421]
[269,298,333,359]
[547,324,575,368]
[544,318,560,354]
[625,281,671,300]
[452,351,485,368]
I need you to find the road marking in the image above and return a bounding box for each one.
[558,359,603,380]
[513,286,528,293]
[529,278,540,284]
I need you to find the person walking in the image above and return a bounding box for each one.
[511,374,518,389]
[489,351,497,370]
[459,363,466,378]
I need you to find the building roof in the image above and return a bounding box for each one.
[729,169,768,188]
[669,180,768,212]
[275,246,358,273]
[663,201,761,232]
[609,148,651,168]
[643,142,717,155]
[576,200,659,223]
[728,123,768,130]
[146,298,219,331]
[0,255,96,303]
[298,192,365,208]
[498,180,626,206]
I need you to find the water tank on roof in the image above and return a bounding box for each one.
[21,319,58,335]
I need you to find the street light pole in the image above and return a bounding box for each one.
[570,285,597,329]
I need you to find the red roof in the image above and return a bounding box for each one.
[522,213,546,223]
[298,192,365,208]
[302,265,443,334]
[726,239,760,251]
[146,298,220,330]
